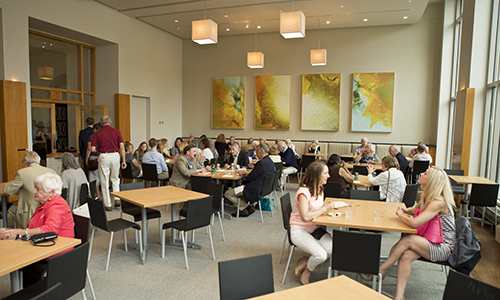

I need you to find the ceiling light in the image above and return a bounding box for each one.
[311,17,326,66]
[224,15,228,18]
[38,43,53,80]
[246,23,249,28]
[176,27,180,30]
[174,19,179,23]
[248,23,264,68]
[226,28,230,31]
[403,16,408,19]
[192,0,218,45]
[363,18,368,22]
[280,0,305,39]
[326,15,331,24]
[257,25,261,29]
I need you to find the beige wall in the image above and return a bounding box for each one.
[182,4,444,146]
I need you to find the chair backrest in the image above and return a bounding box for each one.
[206,182,224,211]
[73,214,90,244]
[402,184,419,208]
[301,155,315,170]
[141,163,159,181]
[469,183,499,207]
[87,197,110,231]
[79,181,97,206]
[412,160,430,174]
[352,165,368,176]
[191,176,212,193]
[444,169,464,188]
[260,175,275,197]
[119,182,145,211]
[331,230,381,275]
[274,162,283,172]
[34,282,62,300]
[61,188,68,201]
[46,242,89,299]
[324,182,342,198]
[340,155,354,163]
[184,196,214,231]
[121,163,134,179]
[350,189,380,201]
[442,269,500,300]
[218,254,274,300]
[272,170,281,191]
[280,193,291,231]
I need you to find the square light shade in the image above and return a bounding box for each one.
[310,49,327,66]
[37,66,54,80]
[280,11,305,39]
[192,19,218,45]
[247,52,264,69]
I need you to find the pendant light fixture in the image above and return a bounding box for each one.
[280,0,305,39]
[310,17,327,66]
[38,42,54,80]
[192,0,218,45]
[247,22,264,69]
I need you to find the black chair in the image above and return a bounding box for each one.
[72,214,96,299]
[352,165,368,176]
[79,181,96,206]
[340,155,354,163]
[324,182,342,198]
[468,183,499,228]
[295,157,301,181]
[240,175,275,222]
[161,196,215,270]
[442,269,500,300]
[142,163,167,187]
[120,163,136,183]
[207,182,226,241]
[120,182,162,244]
[278,194,297,285]
[4,281,62,300]
[299,155,315,181]
[218,254,274,300]
[328,230,383,293]
[350,189,380,201]
[190,176,212,193]
[87,197,142,271]
[402,184,419,208]
[60,188,68,201]
[444,169,465,196]
[409,160,429,183]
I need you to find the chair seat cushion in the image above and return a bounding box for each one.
[162,219,186,231]
[107,219,141,232]
[452,187,465,195]
[122,207,161,222]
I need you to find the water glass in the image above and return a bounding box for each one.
[345,206,354,218]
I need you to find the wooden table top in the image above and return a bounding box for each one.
[165,157,177,165]
[191,169,250,181]
[313,198,416,233]
[111,185,208,208]
[0,237,81,277]
[351,175,372,188]
[345,162,384,171]
[303,153,328,157]
[249,275,391,300]
[448,175,497,185]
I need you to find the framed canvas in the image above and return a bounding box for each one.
[352,72,394,132]
[212,76,245,129]
[255,75,291,130]
[301,73,340,131]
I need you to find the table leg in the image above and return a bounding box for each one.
[2,195,7,228]
[141,207,147,264]
[10,270,20,293]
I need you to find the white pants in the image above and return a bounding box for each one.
[98,152,120,207]
[290,225,332,271]
[283,166,298,175]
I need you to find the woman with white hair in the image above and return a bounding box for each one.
[61,152,88,209]
[0,172,75,240]
[354,143,380,164]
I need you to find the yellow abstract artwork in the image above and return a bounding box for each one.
[352,73,394,132]
[212,76,245,129]
[255,75,291,130]
[301,74,340,131]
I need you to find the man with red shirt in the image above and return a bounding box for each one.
[90,116,126,210]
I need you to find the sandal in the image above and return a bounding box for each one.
[359,273,373,281]
[294,256,308,277]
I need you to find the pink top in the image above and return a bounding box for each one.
[28,194,75,255]
[289,186,324,228]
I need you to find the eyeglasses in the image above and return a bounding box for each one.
[15,234,31,241]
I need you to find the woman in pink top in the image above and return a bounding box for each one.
[290,161,335,285]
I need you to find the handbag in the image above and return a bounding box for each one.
[31,232,58,246]
[414,208,444,243]
[87,157,98,171]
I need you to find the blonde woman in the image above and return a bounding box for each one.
[361,167,456,300]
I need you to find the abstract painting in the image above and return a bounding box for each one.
[352,73,394,132]
[301,74,340,131]
[255,75,291,130]
[212,76,245,129]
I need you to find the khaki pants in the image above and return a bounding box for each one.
[98,152,120,207]
[224,186,247,211]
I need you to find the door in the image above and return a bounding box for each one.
[75,105,109,155]
[130,96,150,147]
[31,103,57,153]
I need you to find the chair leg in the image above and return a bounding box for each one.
[161,229,166,258]
[89,227,96,261]
[207,225,215,260]
[217,212,226,242]
[106,232,114,271]
[81,289,87,300]
[281,245,295,285]
[159,217,162,245]
[181,231,189,270]
[237,198,240,218]
[138,229,143,255]
[259,203,263,223]
[327,266,332,279]
[124,230,128,252]
[377,272,382,293]
[279,232,287,263]
[86,269,96,300]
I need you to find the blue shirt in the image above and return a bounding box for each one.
[142,149,169,174]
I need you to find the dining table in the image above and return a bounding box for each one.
[0,236,81,293]
[351,174,373,189]
[248,275,391,300]
[111,185,208,264]
[345,162,384,171]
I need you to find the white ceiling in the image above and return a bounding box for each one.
[94,0,441,39]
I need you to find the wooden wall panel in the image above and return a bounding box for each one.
[0,80,28,182]
[460,88,475,176]
[114,93,130,142]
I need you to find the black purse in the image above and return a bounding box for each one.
[31,232,58,246]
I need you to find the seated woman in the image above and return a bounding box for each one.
[327,154,354,198]
[159,138,170,158]
[0,172,75,287]
[60,152,88,210]
[290,161,336,285]
[133,141,149,164]
[361,167,456,300]
[268,146,282,163]
[200,138,214,164]
[259,136,270,147]
[308,140,321,154]
[354,143,380,164]
[125,142,143,178]
[170,137,183,157]
[367,156,406,202]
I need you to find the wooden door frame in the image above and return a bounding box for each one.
[31,102,56,153]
